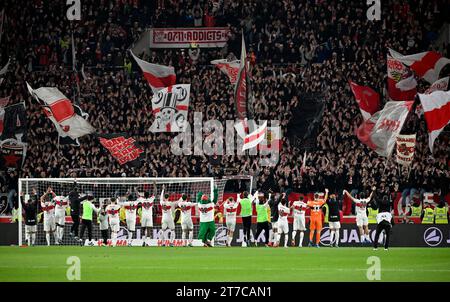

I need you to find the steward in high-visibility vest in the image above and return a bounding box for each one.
[434,202,449,224]
[410,203,422,217]
[368,207,378,224]
[421,206,435,224]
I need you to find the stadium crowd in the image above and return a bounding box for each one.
[1,0,449,215]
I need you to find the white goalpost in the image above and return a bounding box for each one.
[18,176,253,247]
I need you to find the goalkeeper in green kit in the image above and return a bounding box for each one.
[197,187,218,247]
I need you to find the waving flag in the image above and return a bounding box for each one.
[130,50,176,93]
[418,90,450,152]
[149,84,190,132]
[98,133,144,167]
[387,55,417,101]
[356,101,413,157]
[349,81,380,120]
[425,77,449,94]
[242,121,267,151]
[389,49,450,84]
[27,83,94,141]
[211,59,240,84]
[234,33,254,121]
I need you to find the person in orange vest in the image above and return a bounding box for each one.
[307,188,329,247]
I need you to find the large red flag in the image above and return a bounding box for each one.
[349,81,380,120]
[387,55,417,101]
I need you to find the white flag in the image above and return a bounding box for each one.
[26,83,95,140]
[149,84,190,133]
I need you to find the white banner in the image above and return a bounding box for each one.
[150,27,230,48]
[396,134,416,166]
[149,84,190,132]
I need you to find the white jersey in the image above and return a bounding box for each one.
[122,200,138,219]
[292,201,307,217]
[41,201,55,219]
[223,200,239,220]
[160,199,175,220]
[177,199,195,222]
[278,203,290,223]
[106,204,121,220]
[354,198,370,216]
[138,196,155,217]
[376,212,392,224]
[198,202,215,222]
[53,196,69,216]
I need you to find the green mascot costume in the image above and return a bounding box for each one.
[197,187,218,247]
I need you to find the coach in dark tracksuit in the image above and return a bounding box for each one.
[373,195,394,250]
[68,183,89,239]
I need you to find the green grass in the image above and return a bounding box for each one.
[0,246,449,282]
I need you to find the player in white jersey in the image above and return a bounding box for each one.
[177,194,196,246]
[53,195,69,244]
[160,187,176,246]
[121,190,139,241]
[222,197,239,247]
[344,186,376,244]
[98,202,109,246]
[276,199,291,248]
[138,191,155,246]
[291,196,307,247]
[106,197,121,245]
[40,187,57,246]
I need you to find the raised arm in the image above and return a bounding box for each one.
[368,186,376,201]
[212,187,218,204]
[196,191,203,203]
[343,189,356,203]
[251,190,259,203]
[160,188,165,203]
[324,188,329,203]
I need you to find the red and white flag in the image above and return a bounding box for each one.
[349,81,380,120]
[356,101,413,157]
[387,55,417,101]
[418,90,450,152]
[389,49,450,84]
[211,59,240,84]
[149,84,190,133]
[27,83,94,140]
[425,77,449,94]
[130,50,176,93]
[234,118,249,139]
[242,120,267,151]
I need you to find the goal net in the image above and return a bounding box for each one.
[18,176,252,246]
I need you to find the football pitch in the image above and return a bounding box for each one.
[0,246,449,282]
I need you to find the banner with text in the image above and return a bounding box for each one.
[149,28,230,48]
